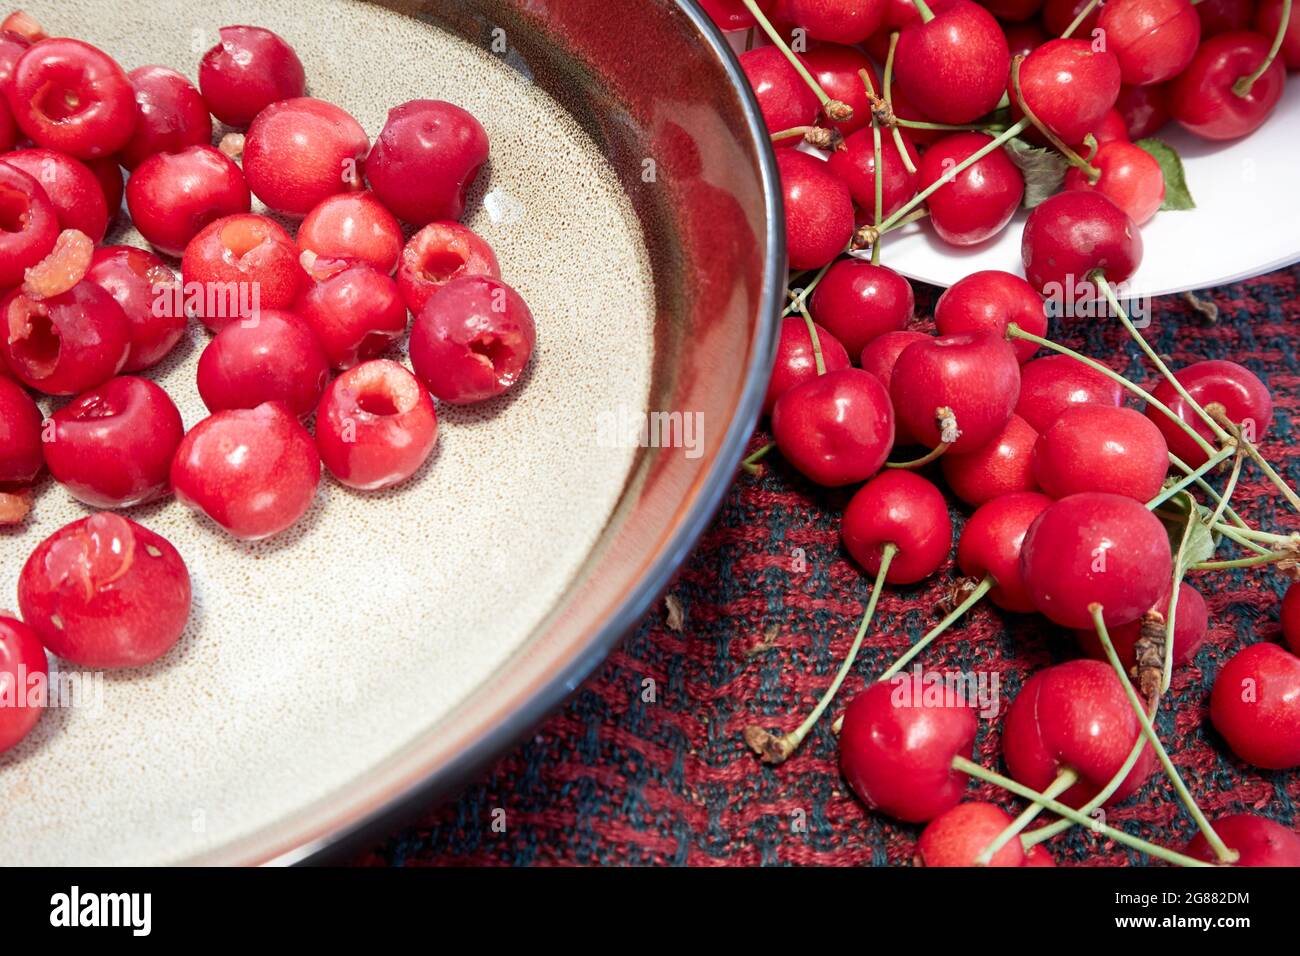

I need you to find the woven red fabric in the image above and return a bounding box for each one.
[356,266,1300,866]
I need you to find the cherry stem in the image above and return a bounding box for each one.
[771,125,823,143]
[1011,56,1101,182]
[1205,522,1295,546]
[950,756,1213,867]
[784,260,835,317]
[1163,512,1196,694]
[1091,605,1239,864]
[1167,452,1267,548]
[1232,427,1300,514]
[1005,324,1221,460]
[741,441,775,475]
[1212,522,1277,555]
[893,117,1008,132]
[974,767,1079,865]
[739,0,851,119]
[1233,0,1291,97]
[885,442,949,470]
[1060,0,1102,38]
[910,0,936,21]
[743,545,897,763]
[882,34,919,176]
[797,302,827,375]
[1146,446,1235,510]
[877,576,994,681]
[1190,550,1288,571]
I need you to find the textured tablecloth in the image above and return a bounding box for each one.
[356,265,1300,866]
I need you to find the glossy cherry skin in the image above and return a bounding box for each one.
[83,246,184,373]
[891,332,1021,453]
[860,329,929,444]
[1115,82,1172,139]
[0,30,30,97]
[298,192,403,276]
[1169,31,1286,140]
[410,275,536,404]
[181,213,303,331]
[1020,492,1173,628]
[1282,583,1300,656]
[918,803,1026,867]
[1064,140,1165,226]
[699,0,772,29]
[0,161,59,288]
[1099,0,1202,86]
[1021,190,1143,296]
[941,413,1040,507]
[1144,359,1272,467]
[7,38,136,158]
[776,151,855,270]
[0,93,13,151]
[801,43,879,135]
[365,99,488,225]
[126,145,252,257]
[1012,40,1122,146]
[1015,354,1125,433]
[809,260,913,360]
[1084,109,1132,150]
[933,270,1045,364]
[1004,659,1155,807]
[781,0,886,43]
[1042,0,1102,37]
[198,25,306,128]
[1197,0,1257,37]
[119,65,213,170]
[978,0,1043,20]
[917,133,1024,246]
[243,97,369,216]
[88,156,124,226]
[1256,0,1300,69]
[171,402,321,541]
[1005,22,1048,59]
[44,376,184,508]
[297,263,408,371]
[956,491,1052,612]
[0,375,43,484]
[893,0,1011,124]
[1033,404,1169,501]
[316,359,439,491]
[826,127,921,218]
[739,46,819,142]
[1,282,131,395]
[771,368,894,486]
[838,675,976,822]
[396,221,501,316]
[1075,580,1207,668]
[1186,815,1300,867]
[842,470,952,584]
[0,148,109,242]
[1211,642,1300,769]
[763,315,851,416]
[197,310,329,418]
[0,615,46,754]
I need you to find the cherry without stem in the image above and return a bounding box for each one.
[243,97,369,216]
[8,38,136,158]
[763,315,850,416]
[892,0,1011,125]
[956,490,1052,612]
[396,221,501,317]
[84,245,184,372]
[771,367,894,486]
[1115,82,1171,139]
[1014,353,1125,433]
[941,413,1040,507]
[1210,642,1300,770]
[860,329,929,444]
[197,310,330,419]
[933,270,1045,363]
[118,64,213,170]
[918,803,1027,867]
[198,25,306,128]
[1033,404,1170,501]
[809,260,913,360]
[126,144,251,258]
[782,0,886,43]
[841,470,952,584]
[776,150,854,270]
[298,191,404,276]
[739,46,819,144]
[297,261,408,371]
[1186,814,1300,867]
[181,213,303,331]
[1,280,131,395]
[0,615,45,754]
[1255,0,1300,68]
[0,374,43,485]
[1,147,109,242]
[1197,0,1257,37]
[1098,0,1202,86]
[0,161,59,288]
[917,132,1024,247]
[1281,582,1300,656]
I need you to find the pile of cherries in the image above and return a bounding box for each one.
[0,15,532,755]
[711,0,1300,866]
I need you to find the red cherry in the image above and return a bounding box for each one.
[1064,140,1165,225]
[1033,404,1170,501]
[1020,492,1173,628]
[198,25,305,128]
[956,490,1053,612]
[298,192,403,276]
[776,150,855,270]
[316,359,439,491]
[19,512,191,668]
[1003,659,1155,807]
[1012,40,1122,146]
[763,315,851,416]
[0,94,13,151]
[739,46,819,142]
[893,0,1011,124]
[0,161,59,288]
[1255,0,1300,68]
[891,331,1021,453]
[181,213,303,331]
[934,270,1046,363]
[243,97,369,216]
[396,221,501,317]
[296,262,408,371]
[1042,0,1102,38]
[87,156,123,225]
[1115,82,1171,138]
[1144,359,1272,467]
[1,281,131,395]
[860,329,930,444]
[409,275,536,404]
[1075,581,1207,668]
[1186,814,1300,867]
[916,132,1024,246]
[1197,0,1256,36]
[171,402,321,541]
[809,260,913,359]
[45,376,184,509]
[84,245,185,373]
[0,615,45,754]
[0,30,30,97]
[1005,22,1049,59]
[8,38,136,158]
[771,368,894,486]
[842,470,952,584]
[1169,31,1286,140]
[978,0,1044,21]
[781,0,886,43]
[801,43,879,135]
[839,674,976,822]
[699,0,772,30]
[1021,190,1143,296]
[1083,109,1132,150]
[1281,583,1300,656]
[0,375,43,484]
[941,413,1040,507]
[365,99,489,225]
[1,148,109,242]
[1015,354,1125,433]
[918,803,1026,866]
[125,144,252,258]
[826,126,921,218]
[118,65,213,170]
[1023,844,1057,867]
[1099,0,1202,86]
[196,310,329,418]
[1211,642,1300,769]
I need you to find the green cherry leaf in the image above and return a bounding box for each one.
[1003,137,1068,209]
[1135,137,1196,211]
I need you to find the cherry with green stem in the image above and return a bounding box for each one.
[974,767,1079,865]
[1059,0,1103,37]
[1010,55,1101,181]
[881,34,918,175]
[1146,446,1236,510]
[1166,451,1269,550]
[1233,0,1292,96]
[739,0,854,122]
